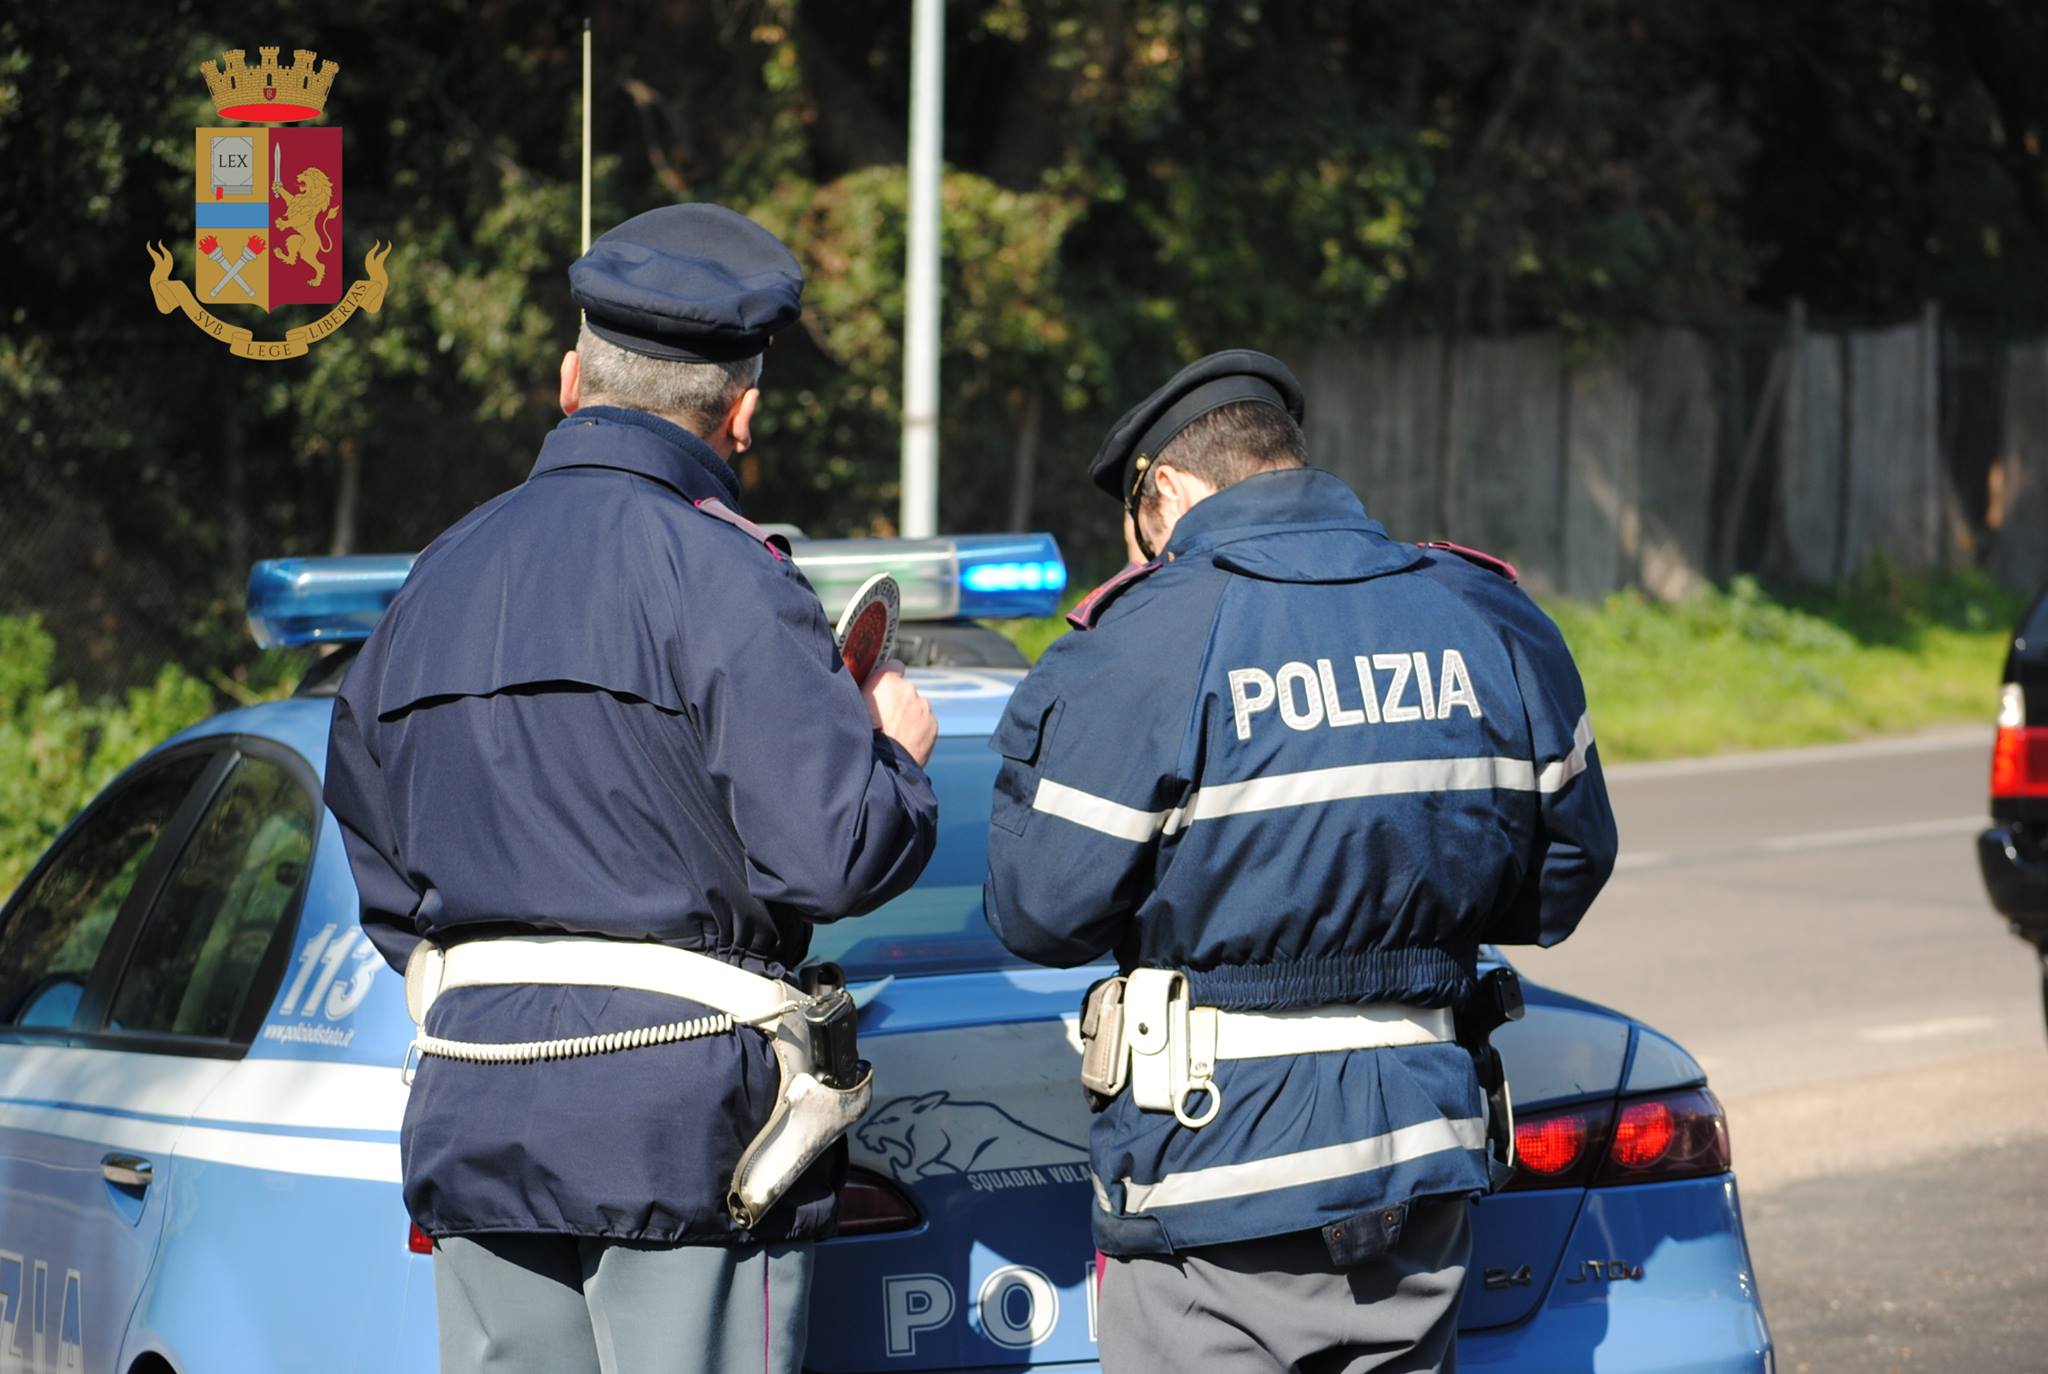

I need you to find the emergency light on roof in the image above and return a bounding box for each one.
[244,533,1067,648]
[247,555,417,648]
[792,533,1067,623]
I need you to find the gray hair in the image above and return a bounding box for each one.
[575,322,763,435]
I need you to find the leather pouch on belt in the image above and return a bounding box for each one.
[1078,976,1128,1106]
[1123,969,1179,1114]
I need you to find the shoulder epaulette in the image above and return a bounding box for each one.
[1067,559,1164,630]
[693,497,791,560]
[1417,540,1518,584]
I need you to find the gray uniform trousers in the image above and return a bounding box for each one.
[1097,1197,1471,1374]
[434,1235,812,1374]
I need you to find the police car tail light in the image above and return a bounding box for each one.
[1595,1089,1731,1184]
[835,1166,922,1236]
[1506,1104,1608,1189]
[789,533,1067,622]
[1991,683,2048,798]
[1609,1099,1675,1167]
[1506,1090,1730,1190]
[246,555,417,647]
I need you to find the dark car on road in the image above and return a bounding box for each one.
[1978,585,2048,1030]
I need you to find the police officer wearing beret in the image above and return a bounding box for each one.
[983,351,1618,1372]
[325,204,940,1374]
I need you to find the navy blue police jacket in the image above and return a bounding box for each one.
[983,467,1617,1256]
[324,406,938,1244]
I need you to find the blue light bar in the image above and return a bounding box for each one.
[246,555,416,648]
[952,534,1068,619]
[789,532,1068,622]
[246,532,1069,650]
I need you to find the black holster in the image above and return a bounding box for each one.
[1455,966,1524,1188]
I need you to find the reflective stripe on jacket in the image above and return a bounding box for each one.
[982,466,1616,1255]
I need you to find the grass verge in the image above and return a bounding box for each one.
[997,568,2020,764]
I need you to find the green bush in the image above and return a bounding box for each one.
[0,616,215,899]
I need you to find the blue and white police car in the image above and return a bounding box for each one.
[0,535,1773,1373]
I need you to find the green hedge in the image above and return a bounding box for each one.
[0,616,215,897]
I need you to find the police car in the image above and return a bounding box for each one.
[0,536,1772,1373]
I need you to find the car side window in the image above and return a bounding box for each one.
[107,754,315,1040]
[0,752,213,1029]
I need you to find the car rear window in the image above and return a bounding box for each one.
[806,734,1030,979]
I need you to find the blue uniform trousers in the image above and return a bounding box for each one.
[434,1235,812,1374]
[1097,1197,1470,1373]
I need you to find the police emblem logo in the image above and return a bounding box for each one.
[144,46,393,361]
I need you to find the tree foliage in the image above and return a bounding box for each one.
[0,617,214,895]
[2,0,2046,695]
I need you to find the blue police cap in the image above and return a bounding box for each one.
[1089,349,1306,503]
[569,203,803,363]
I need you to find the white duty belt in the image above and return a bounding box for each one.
[1082,968,1454,1128]
[401,936,872,1229]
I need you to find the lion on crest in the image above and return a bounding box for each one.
[272,166,340,288]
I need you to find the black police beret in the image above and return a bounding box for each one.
[1088,349,1306,502]
[569,203,803,363]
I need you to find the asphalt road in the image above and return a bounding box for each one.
[1513,728,2048,1374]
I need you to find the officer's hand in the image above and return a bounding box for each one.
[863,661,937,767]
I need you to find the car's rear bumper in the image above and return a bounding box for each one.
[816,1174,1772,1374]
[1461,1173,1772,1372]
[1978,825,2048,945]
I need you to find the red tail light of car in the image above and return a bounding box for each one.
[1610,1099,1676,1167]
[1506,1089,1730,1191]
[1596,1089,1730,1183]
[1506,1102,1612,1190]
[836,1166,923,1236]
[1992,685,2048,799]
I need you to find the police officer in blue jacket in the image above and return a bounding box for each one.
[983,351,1617,1372]
[324,204,940,1374]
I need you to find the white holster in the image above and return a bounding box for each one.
[1081,967,1456,1129]
[402,936,872,1229]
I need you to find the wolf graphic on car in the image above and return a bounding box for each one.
[857,1091,1086,1183]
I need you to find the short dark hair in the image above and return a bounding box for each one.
[1141,400,1307,510]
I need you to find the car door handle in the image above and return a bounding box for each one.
[101,1154,153,1189]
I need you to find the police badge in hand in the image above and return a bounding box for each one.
[835,573,900,686]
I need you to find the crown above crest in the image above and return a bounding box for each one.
[200,47,340,123]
